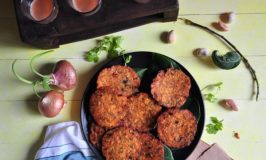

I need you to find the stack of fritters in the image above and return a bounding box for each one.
[151,68,197,149]
[88,65,197,160]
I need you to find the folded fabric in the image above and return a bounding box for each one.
[197,143,233,160]
[187,140,233,160]
[187,141,210,160]
[35,121,97,160]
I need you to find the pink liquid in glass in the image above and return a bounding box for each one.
[30,0,54,21]
[72,0,99,13]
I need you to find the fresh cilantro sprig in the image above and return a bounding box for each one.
[201,82,223,102]
[206,117,223,134]
[85,36,124,62]
[123,54,132,66]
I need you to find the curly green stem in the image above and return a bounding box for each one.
[33,83,41,98]
[30,50,54,78]
[12,60,34,85]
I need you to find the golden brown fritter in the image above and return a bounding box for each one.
[157,108,197,148]
[124,93,162,132]
[151,68,191,108]
[97,65,141,97]
[102,127,141,160]
[138,133,164,160]
[89,122,106,149]
[90,88,127,129]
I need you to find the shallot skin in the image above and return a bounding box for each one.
[52,60,77,91]
[212,21,229,32]
[220,99,238,111]
[38,90,65,118]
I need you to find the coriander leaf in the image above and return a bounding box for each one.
[210,116,219,123]
[203,93,217,102]
[107,49,120,59]
[206,117,223,134]
[201,82,223,103]
[113,36,123,46]
[85,48,100,62]
[85,36,124,63]
[206,124,218,134]
[202,82,223,91]
[216,82,223,90]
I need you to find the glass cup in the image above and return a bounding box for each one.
[21,0,59,24]
[67,0,102,16]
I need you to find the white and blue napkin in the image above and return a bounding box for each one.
[35,121,97,160]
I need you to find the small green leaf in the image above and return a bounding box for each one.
[124,55,132,65]
[85,48,100,62]
[107,49,120,59]
[164,145,174,160]
[203,93,217,102]
[206,117,223,134]
[133,68,148,79]
[201,82,223,103]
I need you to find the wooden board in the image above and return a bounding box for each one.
[13,0,179,49]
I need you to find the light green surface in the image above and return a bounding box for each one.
[0,0,266,159]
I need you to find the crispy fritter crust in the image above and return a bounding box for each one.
[90,88,127,129]
[139,133,164,160]
[89,122,106,149]
[157,109,197,148]
[97,65,141,97]
[124,93,162,132]
[102,127,141,160]
[151,68,191,108]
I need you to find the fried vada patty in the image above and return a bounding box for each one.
[89,122,106,149]
[124,93,162,132]
[90,88,127,129]
[151,68,191,108]
[157,108,197,148]
[97,65,141,97]
[139,133,164,160]
[102,127,141,160]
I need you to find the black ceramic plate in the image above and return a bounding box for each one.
[80,52,205,160]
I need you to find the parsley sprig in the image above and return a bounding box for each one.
[206,117,223,134]
[85,36,125,62]
[201,82,223,102]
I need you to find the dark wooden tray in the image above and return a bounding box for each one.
[14,0,179,49]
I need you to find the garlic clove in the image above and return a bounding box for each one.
[193,48,209,57]
[167,30,176,43]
